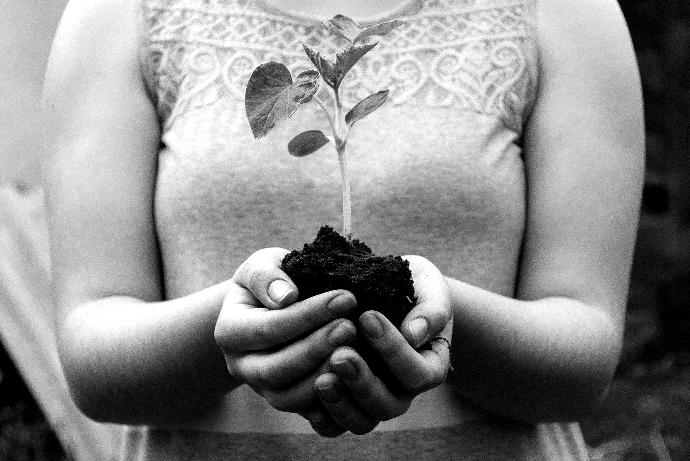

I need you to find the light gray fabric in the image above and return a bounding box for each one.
[125,0,591,458]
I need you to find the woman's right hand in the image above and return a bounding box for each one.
[214,248,358,426]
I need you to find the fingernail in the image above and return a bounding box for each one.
[360,311,384,338]
[327,292,356,316]
[268,279,294,305]
[408,318,428,347]
[332,358,358,381]
[327,321,355,346]
[316,382,340,403]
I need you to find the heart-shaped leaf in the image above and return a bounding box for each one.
[334,43,377,89]
[287,130,330,157]
[303,44,336,88]
[245,62,320,138]
[345,90,389,126]
[323,15,405,44]
[353,19,405,44]
[323,14,362,43]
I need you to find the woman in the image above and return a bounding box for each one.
[42,0,644,458]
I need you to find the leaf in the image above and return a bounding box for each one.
[287,130,330,157]
[323,15,405,44]
[245,62,320,138]
[334,43,377,89]
[323,14,362,43]
[353,19,405,44]
[303,44,336,88]
[345,90,389,126]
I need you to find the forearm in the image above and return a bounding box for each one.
[57,281,237,425]
[445,277,622,423]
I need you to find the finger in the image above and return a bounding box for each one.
[360,310,450,394]
[235,319,356,389]
[400,255,453,348]
[314,373,378,435]
[233,248,298,309]
[258,361,330,415]
[216,289,357,352]
[330,347,411,421]
[304,411,346,438]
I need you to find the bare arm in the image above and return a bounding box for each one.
[44,0,360,426]
[42,0,238,423]
[445,0,644,422]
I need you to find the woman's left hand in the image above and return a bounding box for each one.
[311,255,453,435]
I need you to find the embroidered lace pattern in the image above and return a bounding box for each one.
[141,0,537,132]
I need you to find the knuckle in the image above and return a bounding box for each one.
[214,323,236,353]
[248,268,266,294]
[232,257,252,284]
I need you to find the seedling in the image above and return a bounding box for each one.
[245,14,404,238]
[244,15,416,381]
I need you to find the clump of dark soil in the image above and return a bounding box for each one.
[282,226,416,382]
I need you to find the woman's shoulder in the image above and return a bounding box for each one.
[532,0,639,100]
[49,0,144,69]
[535,0,635,57]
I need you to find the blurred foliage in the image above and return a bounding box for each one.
[620,1,690,220]
[617,1,690,367]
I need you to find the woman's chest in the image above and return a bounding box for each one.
[154,104,527,297]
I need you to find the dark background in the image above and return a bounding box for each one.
[1,1,689,459]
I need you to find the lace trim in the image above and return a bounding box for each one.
[254,0,425,26]
[142,0,537,132]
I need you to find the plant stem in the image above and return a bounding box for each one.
[314,95,337,137]
[333,86,351,238]
[336,143,352,238]
[334,88,344,138]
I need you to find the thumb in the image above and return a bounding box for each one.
[233,248,299,309]
[400,255,453,348]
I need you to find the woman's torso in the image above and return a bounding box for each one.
[129,0,589,458]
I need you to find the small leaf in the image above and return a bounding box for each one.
[245,62,320,138]
[294,70,321,97]
[288,130,330,157]
[334,43,377,89]
[323,15,405,44]
[303,44,336,88]
[323,14,362,43]
[353,19,405,44]
[345,90,389,126]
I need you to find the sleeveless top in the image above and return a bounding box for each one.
[122,0,591,458]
